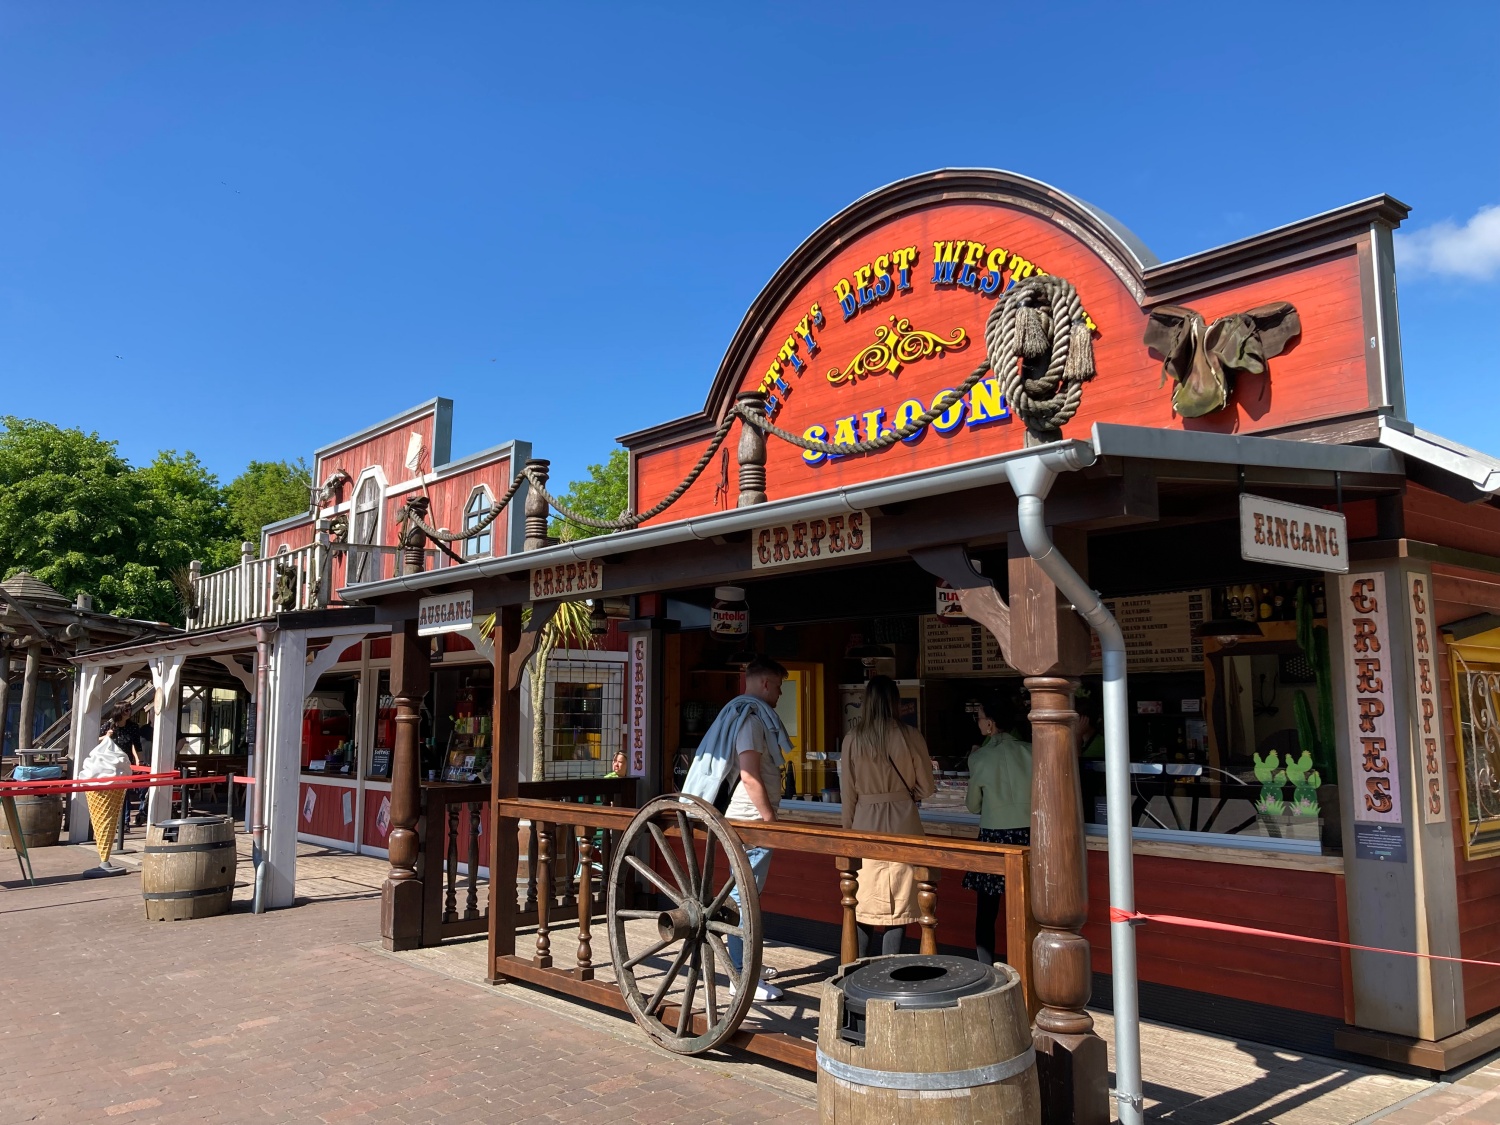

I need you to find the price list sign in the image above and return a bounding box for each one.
[1090,590,1208,671]
[920,616,1012,676]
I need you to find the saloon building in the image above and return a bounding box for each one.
[76,170,1500,1107]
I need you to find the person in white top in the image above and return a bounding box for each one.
[723,657,786,1001]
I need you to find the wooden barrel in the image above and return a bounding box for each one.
[0,795,63,849]
[817,955,1040,1125]
[142,815,236,921]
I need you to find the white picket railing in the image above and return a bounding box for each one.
[186,529,448,630]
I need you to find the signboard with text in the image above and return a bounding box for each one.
[1407,571,1447,825]
[1339,572,1407,862]
[417,589,474,636]
[1240,495,1348,574]
[751,510,870,570]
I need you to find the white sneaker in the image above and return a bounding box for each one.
[729,979,784,1002]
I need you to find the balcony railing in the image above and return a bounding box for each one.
[186,528,449,631]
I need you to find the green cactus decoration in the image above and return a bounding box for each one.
[1253,750,1286,816]
[1294,586,1337,782]
[1284,749,1322,818]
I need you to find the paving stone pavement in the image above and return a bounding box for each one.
[0,841,816,1125]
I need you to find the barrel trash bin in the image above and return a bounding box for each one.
[0,795,63,849]
[142,815,236,921]
[817,954,1039,1125]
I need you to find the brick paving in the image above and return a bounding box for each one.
[0,840,815,1125]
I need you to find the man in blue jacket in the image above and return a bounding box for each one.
[680,656,790,1002]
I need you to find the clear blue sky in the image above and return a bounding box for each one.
[3,2,1498,492]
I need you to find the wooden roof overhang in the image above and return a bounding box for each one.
[340,426,1408,622]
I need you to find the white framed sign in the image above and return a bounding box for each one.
[752,510,870,570]
[1407,571,1446,825]
[628,632,652,778]
[417,589,474,636]
[1339,572,1406,862]
[530,560,604,600]
[1240,494,1348,573]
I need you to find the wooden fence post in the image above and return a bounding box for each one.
[382,618,430,951]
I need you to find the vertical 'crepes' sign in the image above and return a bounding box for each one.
[628,632,652,779]
[1339,572,1407,861]
[1408,572,1447,825]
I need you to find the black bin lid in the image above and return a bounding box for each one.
[840,955,996,1013]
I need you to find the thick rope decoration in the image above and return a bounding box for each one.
[396,274,1094,543]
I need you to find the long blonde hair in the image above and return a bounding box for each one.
[850,676,902,758]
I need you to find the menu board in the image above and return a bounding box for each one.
[922,590,1207,677]
[920,616,1012,676]
[1092,589,1207,671]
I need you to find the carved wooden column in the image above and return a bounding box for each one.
[17,640,42,748]
[381,618,430,951]
[488,604,524,982]
[735,392,767,507]
[523,459,551,551]
[1010,531,1107,1125]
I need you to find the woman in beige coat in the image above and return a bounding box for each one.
[838,676,936,958]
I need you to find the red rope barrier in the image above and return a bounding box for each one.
[0,775,230,796]
[1111,907,1500,970]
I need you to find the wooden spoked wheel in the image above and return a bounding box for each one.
[606,794,762,1055]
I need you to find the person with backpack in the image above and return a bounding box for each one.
[680,656,791,1002]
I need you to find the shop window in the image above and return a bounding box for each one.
[1453,650,1500,858]
[463,486,493,559]
[302,673,359,776]
[366,670,396,781]
[542,658,623,780]
[349,473,382,583]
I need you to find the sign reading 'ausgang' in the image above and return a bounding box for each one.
[1239,494,1348,574]
[417,589,474,636]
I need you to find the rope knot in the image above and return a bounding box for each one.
[984,275,1097,444]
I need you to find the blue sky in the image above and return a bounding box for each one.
[2,2,1498,493]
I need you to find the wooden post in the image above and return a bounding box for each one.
[576,829,594,979]
[1008,531,1108,1125]
[915,867,939,956]
[0,657,12,755]
[488,604,523,982]
[16,641,41,748]
[836,857,860,966]
[534,820,553,967]
[523,459,551,551]
[382,617,430,951]
[735,393,768,507]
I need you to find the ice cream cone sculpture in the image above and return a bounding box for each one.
[86,789,126,865]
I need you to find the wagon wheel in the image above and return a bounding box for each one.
[606,794,762,1054]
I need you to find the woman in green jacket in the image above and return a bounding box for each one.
[961,692,1033,968]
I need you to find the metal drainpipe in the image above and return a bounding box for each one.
[1006,452,1143,1125]
[251,626,271,915]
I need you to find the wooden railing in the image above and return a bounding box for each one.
[188,539,330,629]
[488,796,1034,1071]
[418,778,637,948]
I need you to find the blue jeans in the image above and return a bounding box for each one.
[727,845,772,973]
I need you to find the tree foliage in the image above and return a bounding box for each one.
[0,418,314,624]
[548,448,628,542]
[224,459,312,548]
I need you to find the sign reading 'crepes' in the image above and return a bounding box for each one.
[1240,494,1348,574]
[1408,572,1446,824]
[752,510,870,570]
[417,589,474,636]
[531,560,603,600]
[1339,572,1407,862]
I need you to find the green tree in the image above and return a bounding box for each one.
[548,448,628,541]
[0,417,148,614]
[224,459,312,551]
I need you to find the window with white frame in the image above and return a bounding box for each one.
[349,474,382,583]
[463,486,493,559]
